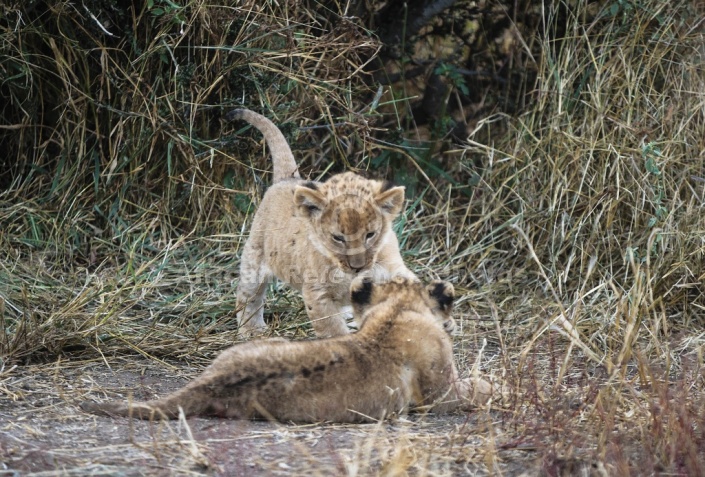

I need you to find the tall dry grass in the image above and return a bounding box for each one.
[459,0,705,365]
[446,1,705,471]
[1,0,381,360]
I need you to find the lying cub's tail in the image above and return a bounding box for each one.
[80,389,205,420]
[226,108,300,183]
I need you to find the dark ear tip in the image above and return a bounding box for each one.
[380,180,395,193]
[428,281,454,309]
[294,185,325,214]
[351,277,374,305]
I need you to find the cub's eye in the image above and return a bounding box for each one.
[332,234,345,244]
[366,231,376,240]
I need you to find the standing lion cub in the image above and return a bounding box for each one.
[81,276,491,423]
[227,109,415,338]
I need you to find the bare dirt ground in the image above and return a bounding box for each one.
[0,347,613,477]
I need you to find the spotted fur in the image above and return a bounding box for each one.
[80,277,492,423]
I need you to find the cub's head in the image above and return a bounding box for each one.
[294,172,404,274]
[350,275,456,334]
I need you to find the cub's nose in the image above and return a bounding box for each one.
[347,253,367,271]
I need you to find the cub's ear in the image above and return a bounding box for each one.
[350,275,374,306]
[294,182,326,217]
[375,182,405,217]
[427,280,455,313]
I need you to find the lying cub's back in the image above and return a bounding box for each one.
[195,336,416,422]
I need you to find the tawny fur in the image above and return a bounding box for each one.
[80,277,492,423]
[227,108,415,337]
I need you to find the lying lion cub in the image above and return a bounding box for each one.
[227,109,415,337]
[81,277,491,423]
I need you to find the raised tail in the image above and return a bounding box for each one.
[226,108,300,183]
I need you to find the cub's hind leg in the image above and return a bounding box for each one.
[236,242,273,335]
[416,336,492,413]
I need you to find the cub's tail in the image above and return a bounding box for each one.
[80,389,204,420]
[226,108,300,183]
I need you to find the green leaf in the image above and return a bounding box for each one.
[609,2,620,17]
[645,157,661,175]
[223,169,235,189]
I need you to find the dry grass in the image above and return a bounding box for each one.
[1,0,705,475]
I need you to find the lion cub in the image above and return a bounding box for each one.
[81,277,492,423]
[227,109,415,338]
